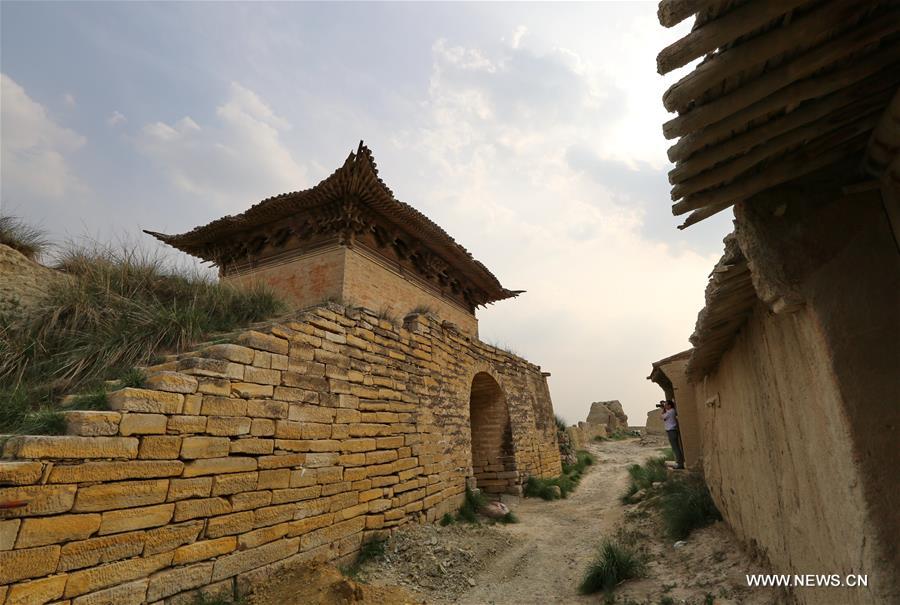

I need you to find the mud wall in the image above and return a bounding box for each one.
[693,189,899,605]
[0,304,561,604]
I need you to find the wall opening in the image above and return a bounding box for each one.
[469,372,516,494]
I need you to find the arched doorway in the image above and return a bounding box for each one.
[469,372,517,494]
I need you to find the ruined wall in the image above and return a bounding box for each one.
[692,190,899,605]
[642,411,664,436]
[652,357,701,468]
[0,304,560,604]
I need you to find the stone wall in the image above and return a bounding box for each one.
[0,304,561,604]
[643,410,664,436]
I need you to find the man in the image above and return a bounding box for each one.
[661,400,685,469]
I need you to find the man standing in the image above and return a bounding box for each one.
[661,400,685,469]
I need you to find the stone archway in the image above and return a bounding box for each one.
[469,372,517,494]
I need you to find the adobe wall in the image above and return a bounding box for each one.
[691,189,899,605]
[0,304,560,604]
[224,245,479,336]
[651,357,701,468]
[342,246,479,336]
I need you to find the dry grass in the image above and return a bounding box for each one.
[0,215,51,261]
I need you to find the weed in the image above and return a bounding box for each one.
[660,597,675,605]
[658,448,675,461]
[525,450,596,500]
[66,389,110,411]
[621,456,669,503]
[409,305,433,315]
[0,388,65,435]
[660,474,722,540]
[457,487,488,522]
[704,593,715,605]
[500,511,519,524]
[554,414,567,432]
[579,540,645,594]
[0,215,51,261]
[343,535,387,579]
[440,512,455,526]
[116,367,147,389]
[0,242,284,411]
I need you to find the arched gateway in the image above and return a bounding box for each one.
[469,372,518,494]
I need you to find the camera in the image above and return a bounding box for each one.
[656,400,667,409]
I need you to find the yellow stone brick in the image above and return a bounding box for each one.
[73,479,169,512]
[15,514,101,548]
[146,561,214,601]
[63,552,173,597]
[138,435,182,459]
[331,425,350,439]
[212,471,258,496]
[69,579,148,605]
[107,388,183,414]
[1,519,20,550]
[246,399,289,418]
[197,376,232,396]
[0,461,43,485]
[288,405,335,424]
[200,396,247,416]
[183,457,257,478]
[5,574,67,605]
[177,357,244,379]
[98,503,175,535]
[257,453,305,469]
[58,532,145,571]
[47,460,183,484]
[118,413,167,436]
[305,452,339,467]
[272,386,319,403]
[3,436,138,460]
[0,484,76,518]
[231,382,274,399]
[173,496,232,521]
[254,503,296,527]
[64,411,121,437]
[231,490,272,512]
[237,522,291,549]
[236,331,289,355]
[271,486,320,505]
[344,467,368,482]
[143,520,203,555]
[206,511,254,538]
[340,438,377,453]
[168,414,208,434]
[173,536,237,565]
[0,544,61,584]
[252,350,272,368]
[244,365,281,385]
[300,516,365,551]
[230,438,274,455]
[143,371,199,394]
[206,416,251,436]
[180,436,230,459]
[203,343,256,364]
[251,418,276,436]
[257,468,290,490]
[210,537,299,581]
[271,353,288,370]
[366,449,399,465]
[167,477,212,501]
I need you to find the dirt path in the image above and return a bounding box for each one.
[457,438,647,604]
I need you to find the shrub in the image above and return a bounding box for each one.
[621,456,669,503]
[658,447,675,461]
[0,243,284,406]
[0,388,66,435]
[440,512,455,526]
[525,450,596,500]
[579,540,645,594]
[0,215,50,261]
[457,486,488,522]
[500,511,519,524]
[660,474,722,540]
[554,414,567,432]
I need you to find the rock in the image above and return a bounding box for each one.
[548,485,562,499]
[467,577,476,587]
[673,540,686,549]
[479,501,510,519]
[644,409,665,435]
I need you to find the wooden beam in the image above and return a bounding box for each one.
[657,0,710,28]
[671,103,884,199]
[668,75,898,182]
[662,0,874,113]
[666,44,900,162]
[678,198,736,229]
[663,12,900,139]
[863,88,900,177]
[656,0,809,75]
[675,126,872,216]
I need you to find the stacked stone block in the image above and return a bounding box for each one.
[0,303,561,604]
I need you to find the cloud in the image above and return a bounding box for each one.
[107,110,127,127]
[135,82,306,212]
[63,92,76,107]
[390,31,727,424]
[1,73,86,200]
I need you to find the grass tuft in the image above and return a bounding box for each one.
[500,511,519,524]
[457,486,488,522]
[579,540,645,594]
[621,456,668,503]
[525,450,595,500]
[0,243,284,427]
[0,215,51,261]
[554,414,567,432]
[440,512,455,526]
[659,474,722,540]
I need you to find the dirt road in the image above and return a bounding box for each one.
[457,438,645,604]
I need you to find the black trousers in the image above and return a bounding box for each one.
[667,429,684,467]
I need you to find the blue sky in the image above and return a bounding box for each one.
[1,1,731,424]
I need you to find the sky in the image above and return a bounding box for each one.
[1,1,732,425]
